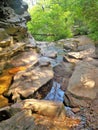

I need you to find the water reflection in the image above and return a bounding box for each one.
[45,81,64,102]
[45,81,78,119]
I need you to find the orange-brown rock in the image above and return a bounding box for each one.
[0,66,27,108]
[0,66,27,94]
[0,72,13,95]
[0,95,9,108]
[33,113,80,129]
[8,66,27,75]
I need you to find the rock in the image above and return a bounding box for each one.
[36,41,57,58]
[63,35,96,65]
[0,42,28,60]
[63,41,78,52]
[38,56,51,67]
[67,45,95,59]
[8,0,28,15]
[68,62,98,99]
[11,99,66,119]
[0,47,3,52]
[0,71,13,95]
[0,99,80,130]
[63,55,80,64]
[85,57,98,67]
[76,97,98,129]
[10,50,39,67]
[27,33,37,48]
[0,107,11,122]
[71,108,80,113]
[0,0,31,71]
[0,95,9,108]
[64,35,94,50]
[0,66,27,108]
[0,28,9,42]
[64,91,89,107]
[0,60,6,72]
[42,50,57,59]
[64,61,98,107]
[75,35,94,46]
[10,99,80,128]
[0,110,36,130]
[53,62,74,91]
[7,66,54,101]
[0,37,12,48]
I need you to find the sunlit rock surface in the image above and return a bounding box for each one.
[68,62,98,100]
[10,50,39,67]
[0,66,27,108]
[7,66,54,101]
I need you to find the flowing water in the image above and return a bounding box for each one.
[45,81,64,102]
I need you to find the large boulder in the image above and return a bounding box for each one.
[64,61,98,107]
[7,66,54,101]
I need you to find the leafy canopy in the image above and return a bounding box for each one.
[27,0,98,41]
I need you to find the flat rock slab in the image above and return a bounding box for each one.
[67,46,95,59]
[10,50,39,67]
[7,66,54,101]
[67,61,98,99]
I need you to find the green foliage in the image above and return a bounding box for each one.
[27,0,98,41]
[68,0,98,40]
[27,0,73,41]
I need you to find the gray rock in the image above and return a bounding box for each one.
[0,0,31,71]
[67,44,95,59]
[64,61,98,107]
[0,110,36,130]
[41,50,57,59]
[38,57,51,67]
[0,28,9,42]
[68,62,98,99]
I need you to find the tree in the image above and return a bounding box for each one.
[27,0,73,41]
[27,0,98,41]
[68,0,98,40]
